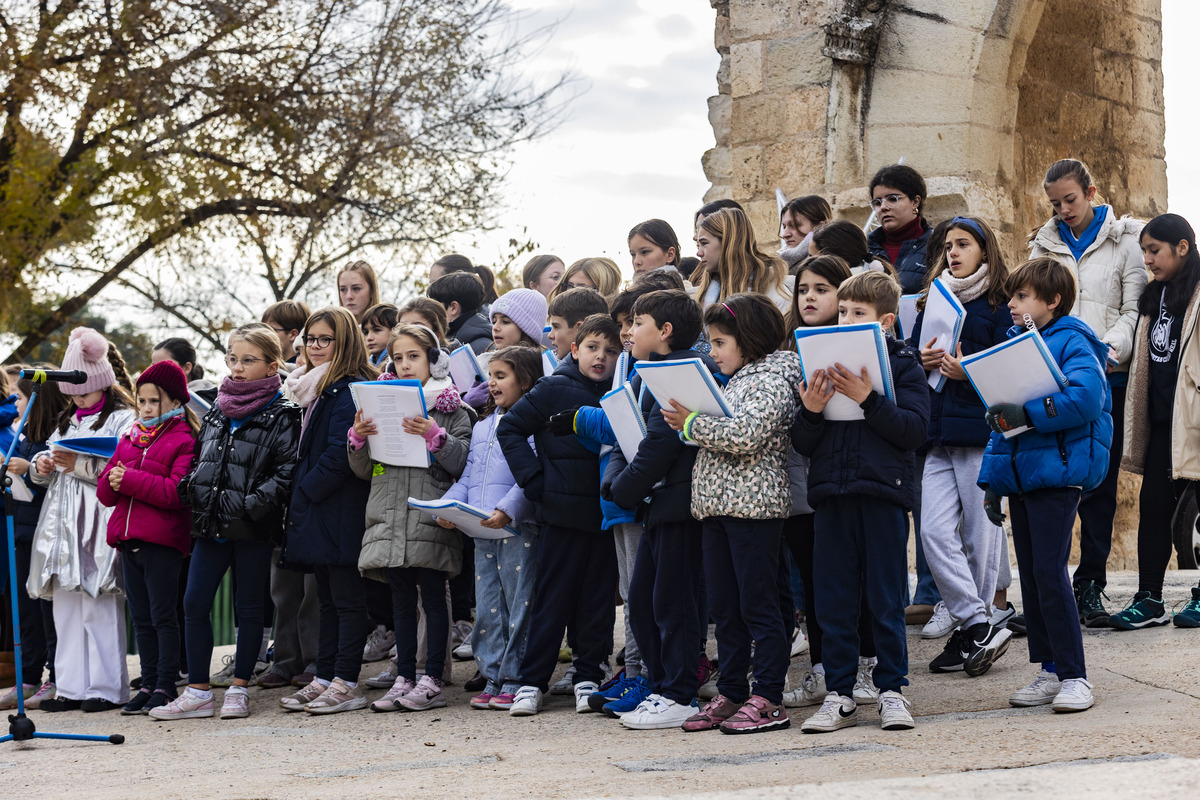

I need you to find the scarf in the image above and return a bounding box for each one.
[74,397,105,421]
[284,362,330,409]
[131,412,181,448]
[882,217,924,264]
[939,262,991,304]
[1057,205,1109,262]
[218,373,283,420]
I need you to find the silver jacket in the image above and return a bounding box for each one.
[27,407,138,599]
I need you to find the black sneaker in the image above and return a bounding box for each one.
[463,670,486,692]
[121,688,152,715]
[963,621,1012,677]
[40,697,82,712]
[1008,613,1027,637]
[929,629,968,673]
[81,697,122,713]
[1074,580,1110,627]
[142,690,176,715]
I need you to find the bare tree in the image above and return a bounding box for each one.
[0,0,566,361]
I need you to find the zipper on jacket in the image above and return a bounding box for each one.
[480,411,499,501]
[121,432,159,543]
[1056,432,1068,468]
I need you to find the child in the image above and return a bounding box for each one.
[546,288,611,361]
[437,346,542,710]
[151,323,301,720]
[263,299,312,368]
[352,323,475,712]
[337,260,382,323]
[500,315,622,716]
[629,219,683,278]
[979,257,1111,712]
[662,292,802,734]
[1113,214,1200,629]
[1030,159,1147,625]
[96,360,198,715]
[399,297,454,348]
[0,372,69,711]
[491,289,548,351]
[362,303,400,368]
[549,258,623,300]
[602,290,714,729]
[276,308,377,715]
[693,208,794,316]
[429,271,492,354]
[792,271,930,733]
[779,195,832,271]
[28,328,137,712]
[523,254,566,297]
[910,217,1015,676]
[865,163,930,294]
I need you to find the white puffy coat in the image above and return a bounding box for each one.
[1029,207,1147,370]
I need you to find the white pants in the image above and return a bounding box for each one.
[920,446,1005,629]
[52,590,129,703]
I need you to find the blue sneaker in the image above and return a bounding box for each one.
[586,670,630,712]
[602,674,651,718]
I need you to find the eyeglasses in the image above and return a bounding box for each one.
[226,355,268,368]
[267,325,288,335]
[869,193,907,209]
[304,336,335,349]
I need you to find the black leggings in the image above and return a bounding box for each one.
[1137,422,1190,597]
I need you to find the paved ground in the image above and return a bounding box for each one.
[4,570,1199,799]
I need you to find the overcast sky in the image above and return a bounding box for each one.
[469,0,1198,276]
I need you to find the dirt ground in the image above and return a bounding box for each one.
[4,570,1199,800]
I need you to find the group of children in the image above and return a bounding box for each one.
[2,158,1198,738]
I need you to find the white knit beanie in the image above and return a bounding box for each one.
[490,289,548,344]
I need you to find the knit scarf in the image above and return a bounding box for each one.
[284,362,330,409]
[218,373,283,420]
[131,413,178,448]
[74,397,105,421]
[939,262,991,304]
[882,217,924,264]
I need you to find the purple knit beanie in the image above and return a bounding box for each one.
[59,327,116,395]
[490,289,548,344]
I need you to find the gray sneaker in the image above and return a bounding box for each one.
[782,669,827,708]
[878,690,914,730]
[362,625,396,663]
[280,678,325,712]
[365,663,399,689]
[305,678,368,715]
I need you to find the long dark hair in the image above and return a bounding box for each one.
[154,337,205,381]
[56,384,135,435]
[481,346,542,419]
[1138,214,1200,318]
[15,366,72,444]
[786,255,853,336]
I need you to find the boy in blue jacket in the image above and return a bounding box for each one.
[791,271,931,734]
[498,315,623,716]
[979,257,1112,714]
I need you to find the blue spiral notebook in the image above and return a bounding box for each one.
[448,345,485,393]
[632,358,732,419]
[49,436,119,460]
[349,379,430,468]
[542,348,558,377]
[793,322,895,421]
[920,279,968,393]
[960,329,1069,439]
[611,350,631,390]
[600,383,647,459]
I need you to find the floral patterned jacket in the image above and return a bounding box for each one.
[682,350,802,520]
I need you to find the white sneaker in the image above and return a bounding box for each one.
[783,669,827,708]
[574,681,599,713]
[1051,678,1094,713]
[219,688,250,719]
[878,690,914,730]
[1009,670,1063,707]
[364,663,398,689]
[800,692,857,733]
[990,602,1017,628]
[549,665,576,695]
[451,619,473,648]
[620,694,696,730]
[852,658,879,705]
[790,627,810,657]
[362,625,396,663]
[452,640,473,661]
[509,685,544,717]
[921,601,956,639]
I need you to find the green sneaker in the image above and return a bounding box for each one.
[1108,591,1169,631]
[1074,580,1110,628]
[1173,586,1200,628]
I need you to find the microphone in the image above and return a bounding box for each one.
[19,369,89,385]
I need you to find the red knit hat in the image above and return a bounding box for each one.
[137,360,191,404]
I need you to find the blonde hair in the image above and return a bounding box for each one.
[302,306,379,392]
[550,258,623,300]
[229,322,285,367]
[693,208,787,306]
[838,270,901,317]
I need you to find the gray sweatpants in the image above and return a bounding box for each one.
[919,446,1005,629]
[613,522,643,678]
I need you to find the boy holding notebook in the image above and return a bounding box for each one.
[978,256,1112,713]
[791,271,930,733]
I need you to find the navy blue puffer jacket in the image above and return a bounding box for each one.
[868,225,932,295]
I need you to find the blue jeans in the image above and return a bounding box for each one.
[471,528,540,695]
[184,537,273,684]
[123,542,183,693]
[389,566,450,682]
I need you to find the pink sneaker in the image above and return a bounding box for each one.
[370,676,415,712]
[469,692,495,710]
[718,695,789,734]
[395,675,446,711]
[683,694,741,732]
[488,692,517,710]
[148,689,215,720]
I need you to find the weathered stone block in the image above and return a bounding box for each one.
[709,94,733,146]
[728,0,823,41]
[870,69,972,126]
[866,123,970,176]
[898,0,997,31]
[782,85,830,135]
[732,144,764,198]
[763,137,826,197]
[1100,9,1160,57]
[730,93,787,145]
[731,42,764,97]
[876,9,983,77]
[764,33,831,90]
[702,145,733,183]
[1132,58,1164,112]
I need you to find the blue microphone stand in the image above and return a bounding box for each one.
[1,377,123,745]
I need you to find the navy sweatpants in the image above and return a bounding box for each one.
[813,494,908,698]
[517,525,618,691]
[1009,487,1087,680]
[703,516,789,705]
[628,519,703,704]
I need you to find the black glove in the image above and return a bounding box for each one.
[547,407,580,436]
[985,403,1029,434]
[984,490,1006,527]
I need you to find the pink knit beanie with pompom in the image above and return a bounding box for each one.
[59,327,116,395]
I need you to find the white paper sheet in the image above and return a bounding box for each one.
[601,383,647,459]
[542,349,558,377]
[448,346,484,394]
[793,323,895,421]
[897,294,920,342]
[407,497,517,539]
[961,330,1069,439]
[920,280,967,392]
[349,381,430,468]
[6,474,34,502]
[632,358,731,418]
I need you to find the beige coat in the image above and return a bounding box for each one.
[1030,208,1147,369]
[1122,280,1200,479]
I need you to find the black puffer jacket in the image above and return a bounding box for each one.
[179,395,301,543]
[498,354,608,532]
[450,311,494,355]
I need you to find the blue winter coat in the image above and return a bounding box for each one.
[602,349,722,527]
[978,316,1113,496]
[791,336,931,510]
[441,410,536,530]
[497,356,608,532]
[574,404,636,531]
[283,377,372,568]
[910,294,1013,448]
[0,393,17,457]
[868,225,932,295]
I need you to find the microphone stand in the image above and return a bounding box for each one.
[1,379,123,745]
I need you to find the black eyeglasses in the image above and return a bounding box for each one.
[304,336,334,349]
